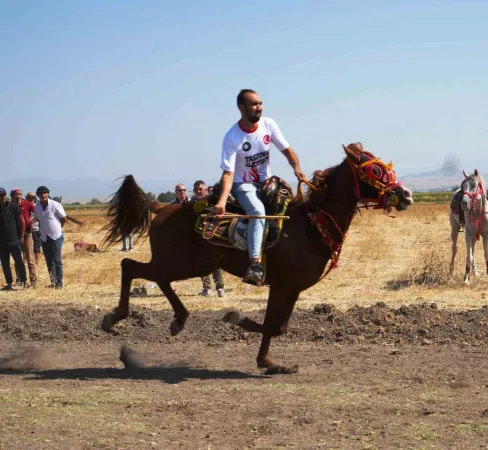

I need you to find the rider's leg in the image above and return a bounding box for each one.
[232,182,266,284]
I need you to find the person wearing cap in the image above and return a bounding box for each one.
[34,186,67,289]
[25,192,42,267]
[0,187,28,290]
[10,188,37,287]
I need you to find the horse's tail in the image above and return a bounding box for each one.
[101,175,155,248]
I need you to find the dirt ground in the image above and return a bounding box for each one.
[2,304,488,449]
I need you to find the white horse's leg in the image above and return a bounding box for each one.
[449,213,460,279]
[465,232,475,285]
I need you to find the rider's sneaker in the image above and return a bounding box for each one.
[243,263,266,286]
[199,288,212,297]
[217,288,226,298]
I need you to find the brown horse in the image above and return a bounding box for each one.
[101,143,413,374]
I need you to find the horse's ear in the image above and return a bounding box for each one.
[463,170,470,179]
[343,143,362,161]
[475,168,479,177]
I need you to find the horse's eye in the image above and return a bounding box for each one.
[371,165,382,178]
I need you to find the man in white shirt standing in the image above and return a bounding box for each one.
[213,89,307,286]
[34,186,67,289]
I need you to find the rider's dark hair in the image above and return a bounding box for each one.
[193,180,206,189]
[237,89,257,106]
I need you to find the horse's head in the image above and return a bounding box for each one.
[460,169,486,211]
[343,142,413,212]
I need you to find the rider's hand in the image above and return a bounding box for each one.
[211,203,226,217]
[19,238,24,246]
[294,168,307,181]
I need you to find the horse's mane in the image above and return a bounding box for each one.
[292,165,339,207]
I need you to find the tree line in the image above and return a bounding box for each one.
[57,191,178,206]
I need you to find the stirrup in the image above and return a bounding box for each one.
[202,219,221,240]
[243,263,266,286]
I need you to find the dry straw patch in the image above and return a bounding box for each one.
[1,203,488,313]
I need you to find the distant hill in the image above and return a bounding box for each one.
[3,166,482,202]
[400,167,469,192]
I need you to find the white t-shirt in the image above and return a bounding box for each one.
[34,199,67,242]
[220,117,290,183]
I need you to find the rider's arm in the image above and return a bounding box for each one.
[214,133,236,215]
[267,118,307,181]
[282,147,307,181]
[216,170,234,209]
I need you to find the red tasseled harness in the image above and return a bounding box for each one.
[300,149,403,278]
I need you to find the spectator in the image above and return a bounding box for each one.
[0,187,28,290]
[121,233,134,252]
[170,184,189,205]
[191,180,207,200]
[192,180,226,298]
[207,185,214,196]
[25,192,42,268]
[11,188,37,287]
[34,186,67,289]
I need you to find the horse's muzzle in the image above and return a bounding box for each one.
[393,186,413,211]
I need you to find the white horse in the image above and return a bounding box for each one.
[449,169,488,284]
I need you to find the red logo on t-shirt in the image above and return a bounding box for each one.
[263,135,270,145]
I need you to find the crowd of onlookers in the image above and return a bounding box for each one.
[170,180,226,298]
[0,181,227,298]
[0,186,66,291]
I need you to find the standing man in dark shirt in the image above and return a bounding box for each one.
[169,184,189,205]
[0,187,28,290]
[11,188,37,287]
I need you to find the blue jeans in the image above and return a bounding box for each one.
[122,234,134,250]
[0,240,26,284]
[41,234,64,285]
[231,182,266,260]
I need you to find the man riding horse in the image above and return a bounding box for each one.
[212,89,307,286]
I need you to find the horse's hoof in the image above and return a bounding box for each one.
[120,346,143,370]
[101,313,115,332]
[475,272,481,278]
[222,311,241,325]
[170,319,183,336]
[263,364,299,375]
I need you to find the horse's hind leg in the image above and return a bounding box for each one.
[449,223,459,279]
[102,258,156,331]
[483,235,488,275]
[158,281,189,336]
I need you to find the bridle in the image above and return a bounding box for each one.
[345,151,402,211]
[299,152,403,210]
[301,148,404,278]
[462,178,487,241]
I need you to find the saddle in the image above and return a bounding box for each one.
[450,188,465,226]
[193,176,293,252]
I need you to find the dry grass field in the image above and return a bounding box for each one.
[1,202,485,312]
[2,201,488,449]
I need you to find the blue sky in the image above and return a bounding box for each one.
[1,0,487,187]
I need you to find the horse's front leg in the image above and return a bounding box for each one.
[258,285,301,374]
[222,284,300,374]
[465,234,476,285]
[449,216,459,279]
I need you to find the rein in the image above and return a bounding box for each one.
[303,153,402,279]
